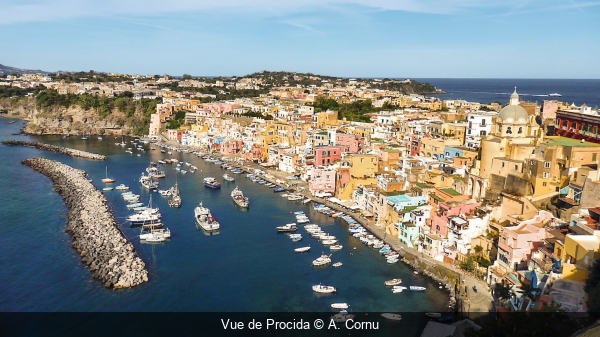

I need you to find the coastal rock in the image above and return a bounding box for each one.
[21,157,148,289]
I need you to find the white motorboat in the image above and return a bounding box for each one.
[102,187,113,191]
[330,244,343,251]
[127,212,161,226]
[289,233,302,242]
[332,262,343,268]
[195,202,220,231]
[549,93,562,97]
[277,223,297,232]
[312,254,332,266]
[322,239,338,245]
[331,303,349,310]
[381,313,402,321]
[385,279,402,286]
[312,284,336,294]
[114,184,129,191]
[168,182,181,208]
[140,228,171,240]
[392,286,407,293]
[294,246,311,253]
[410,286,426,292]
[223,173,235,182]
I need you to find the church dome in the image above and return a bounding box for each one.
[497,87,528,124]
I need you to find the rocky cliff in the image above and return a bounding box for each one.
[1,97,139,136]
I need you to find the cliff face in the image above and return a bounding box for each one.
[1,97,136,136]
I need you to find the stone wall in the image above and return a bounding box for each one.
[22,158,148,289]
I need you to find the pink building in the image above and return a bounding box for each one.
[497,222,548,272]
[202,103,239,116]
[313,146,343,166]
[220,140,243,155]
[542,100,559,120]
[167,129,186,142]
[242,144,263,162]
[309,168,336,196]
[335,132,364,153]
[428,188,476,238]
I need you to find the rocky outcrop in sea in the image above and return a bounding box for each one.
[22,157,148,289]
[3,140,106,160]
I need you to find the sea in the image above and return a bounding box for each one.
[1,78,598,336]
[415,78,600,108]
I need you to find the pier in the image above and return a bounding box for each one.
[3,140,106,160]
[22,157,148,289]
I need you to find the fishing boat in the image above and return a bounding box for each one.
[204,177,221,189]
[194,202,220,231]
[168,182,181,208]
[294,246,311,253]
[331,303,349,310]
[277,223,297,232]
[312,284,336,294]
[410,286,426,292]
[312,254,332,266]
[385,279,402,286]
[381,313,402,321]
[223,173,235,182]
[102,167,115,184]
[231,186,249,208]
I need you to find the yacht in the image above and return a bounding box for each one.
[294,246,311,253]
[549,93,562,97]
[277,223,297,232]
[312,254,332,266]
[195,202,220,232]
[312,284,336,294]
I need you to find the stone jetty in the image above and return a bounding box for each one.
[3,140,106,160]
[22,157,148,289]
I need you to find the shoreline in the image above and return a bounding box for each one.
[22,157,148,289]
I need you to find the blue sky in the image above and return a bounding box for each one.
[2,0,599,78]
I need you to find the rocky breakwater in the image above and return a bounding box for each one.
[3,140,106,160]
[22,157,148,289]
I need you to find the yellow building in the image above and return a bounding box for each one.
[421,137,461,160]
[562,234,600,281]
[337,154,379,200]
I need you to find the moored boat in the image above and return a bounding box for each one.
[231,186,249,208]
[392,286,407,293]
[168,182,181,208]
[381,313,402,321]
[294,246,311,253]
[312,254,332,266]
[194,202,220,231]
[385,279,402,286]
[331,303,349,310]
[410,286,426,292]
[332,262,343,267]
[223,173,235,182]
[102,166,115,184]
[277,223,297,232]
[204,177,221,189]
[312,284,336,294]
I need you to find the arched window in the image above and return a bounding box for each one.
[506,127,512,134]
[518,127,523,134]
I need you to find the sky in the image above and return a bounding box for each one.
[2,0,600,78]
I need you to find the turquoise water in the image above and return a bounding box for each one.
[0,121,448,318]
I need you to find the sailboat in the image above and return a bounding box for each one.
[102,167,115,184]
[168,179,182,208]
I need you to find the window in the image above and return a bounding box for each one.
[514,165,518,171]
[543,182,547,187]
[593,153,598,161]
[506,126,512,134]
[556,118,560,125]
[543,172,549,178]
[563,120,568,128]
[481,119,486,126]
[518,127,523,134]
[581,124,586,133]
[545,162,551,168]
[502,162,505,168]
[573,122,578,130]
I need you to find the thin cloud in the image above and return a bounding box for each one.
[0,0,524,25]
